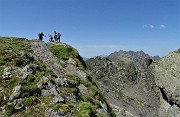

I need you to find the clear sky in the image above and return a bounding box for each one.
[0,0,179,58]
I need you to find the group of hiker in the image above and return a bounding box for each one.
[38,31,61,42]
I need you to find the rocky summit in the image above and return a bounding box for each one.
[0,37,114,117]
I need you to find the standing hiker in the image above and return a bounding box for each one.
[48,34,53,42]
[54,31,57,42]
[57,32,61,43]
[38,32,45,41]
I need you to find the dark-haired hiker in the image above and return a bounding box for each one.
[48,34,53,42]
[57,33,61,43]
[38,32,45,41]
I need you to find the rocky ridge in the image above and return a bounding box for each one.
[0,37,114,117]
[86,50,160,117]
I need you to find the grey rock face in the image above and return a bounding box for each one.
[31,41,64,77]
[65,58,87,81]
[155,52,180,106]
[155,52,180,117]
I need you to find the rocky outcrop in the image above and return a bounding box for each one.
[155,51,180,117]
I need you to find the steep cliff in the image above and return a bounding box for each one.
[0,37,114,117]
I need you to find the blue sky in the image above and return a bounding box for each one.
[0,0,179,58]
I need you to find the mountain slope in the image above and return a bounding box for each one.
[86,51,160,117]
[0,37,114,117]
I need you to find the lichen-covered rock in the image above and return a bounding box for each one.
[78,84,88,95]
[155,52,180,106]
[2,67,12,82]
[9,85,21,100]
[155,52,180,116]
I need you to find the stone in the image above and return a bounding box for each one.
[52,95,65,103]
[41,87,58,96]
[19,64,39,79]
[65,92,80,102]
[0,87,3,92]
[78,84,88,95]
[67,58,76,66]
[2,67,12,81]
[54,78,71,87]
[4,49,13,53]
[37,76,49,89]
[13,98,24,110]
[9,85,21,100]
[65,58,87,81]
[45,108,65,117]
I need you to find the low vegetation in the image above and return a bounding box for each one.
[50,44,86,71]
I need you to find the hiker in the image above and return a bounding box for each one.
[57,33,61,43]
[48,34,53,42]
[38,32,45,41]
[54,31,57,42]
